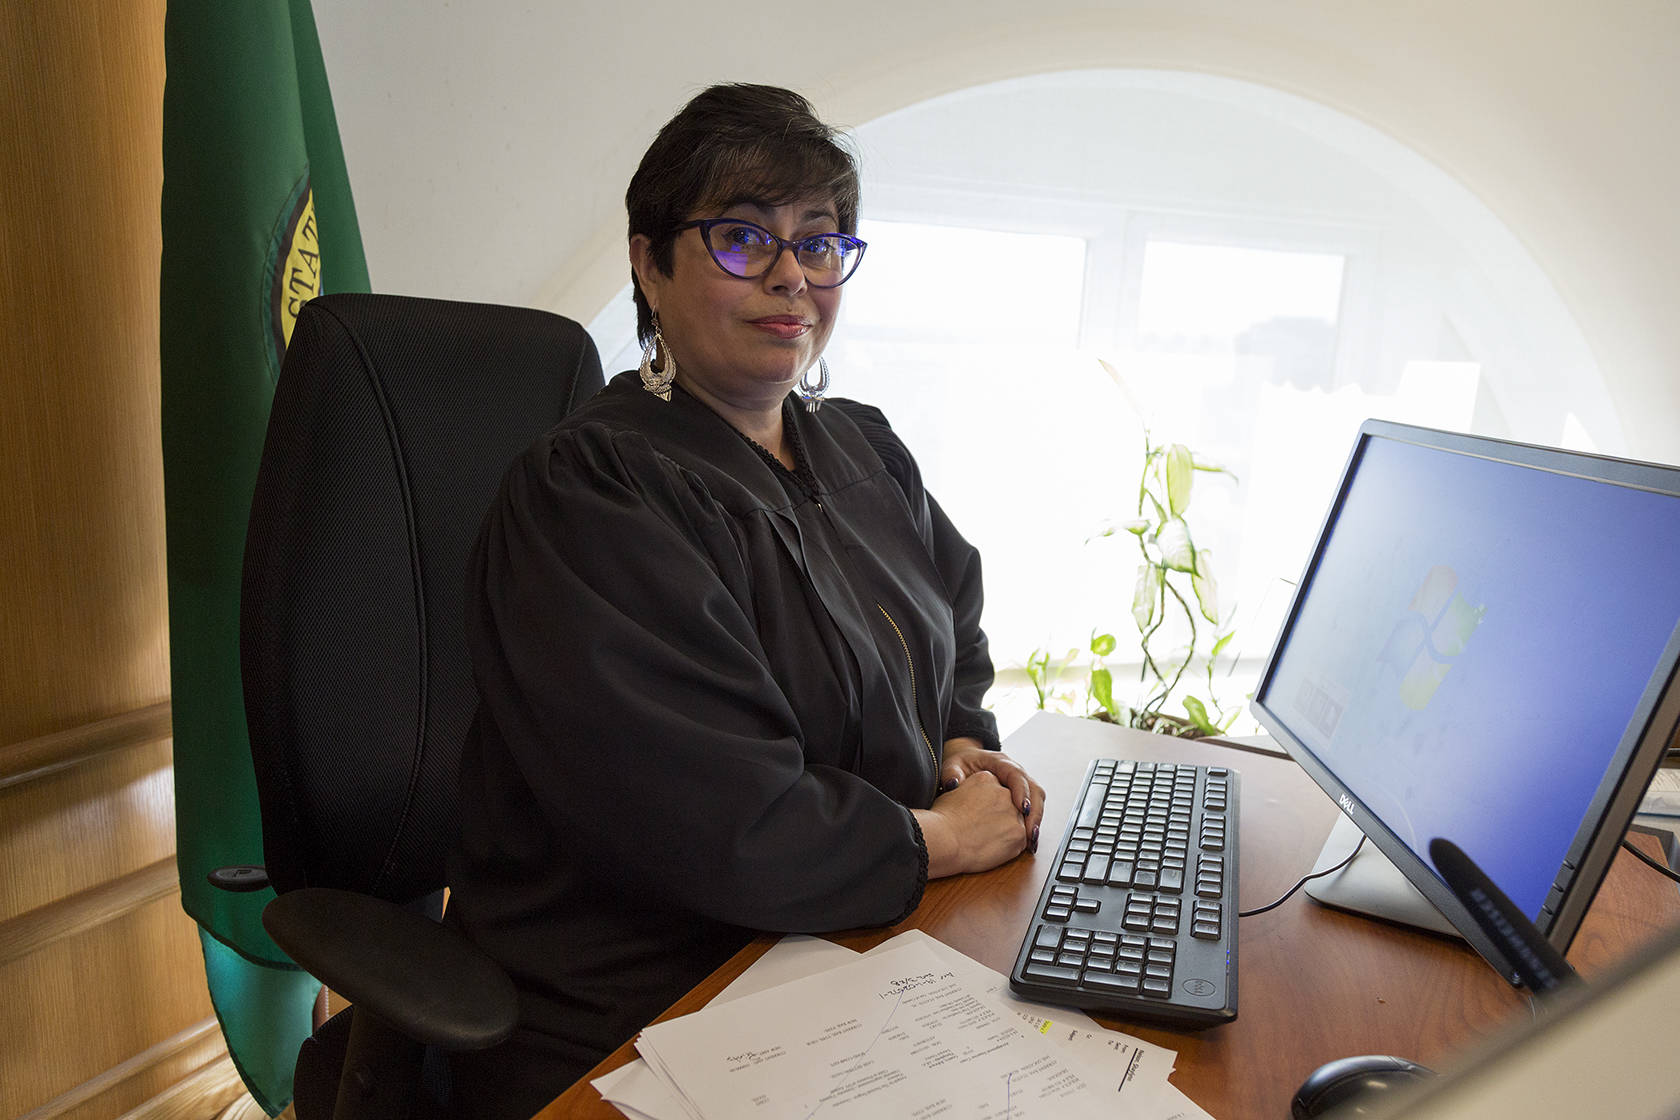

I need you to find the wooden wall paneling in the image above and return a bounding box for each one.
[106,1059,247,1120]
[0,857,179,969]
[17,1019,229,1120]
[0,740,178,925]
[0,1,172,749]
[1,897,217,1118]
[0,2,258,1118]
[0,704,174,792]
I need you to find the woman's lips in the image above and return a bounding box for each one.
[749,316,810,340]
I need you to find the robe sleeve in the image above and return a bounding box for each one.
[830,401,1003,752]
[467,422,926,931]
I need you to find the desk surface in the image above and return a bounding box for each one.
[537,712,1680,1120]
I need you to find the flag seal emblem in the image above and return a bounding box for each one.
[267,171,321,378]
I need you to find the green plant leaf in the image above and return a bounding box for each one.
[1132,564,1160,630]
[1165,443,1194,516]
[1090,632,1116,657]
[1024,648,1049,707]
[1190,453,1228,473]
[1122,518,1150,535]
[1182,695,1220,735]
[1210,630,1235,660]
[1157,518,1196,573]
[1145,490,1167,524]
[1191,549,1219,623]
[1091,666,1120,720]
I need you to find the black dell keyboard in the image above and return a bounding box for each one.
[1008,757,1240,1028]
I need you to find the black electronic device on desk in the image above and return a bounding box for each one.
[1008,756,1240,1028]
[1251,419,1680,983]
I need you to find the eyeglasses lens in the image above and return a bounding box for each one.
[704,221,858,286]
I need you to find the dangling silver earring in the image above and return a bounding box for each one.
[640,313,676,401]
[797,356,829,413]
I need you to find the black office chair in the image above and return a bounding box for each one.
[235,292,604,1119]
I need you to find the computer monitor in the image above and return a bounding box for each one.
[1250,419,1680,985]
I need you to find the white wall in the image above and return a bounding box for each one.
[316,0,1680,462]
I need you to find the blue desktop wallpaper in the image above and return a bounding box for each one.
[1262,435,1680,920]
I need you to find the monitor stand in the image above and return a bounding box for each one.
[1303,813,1460,938]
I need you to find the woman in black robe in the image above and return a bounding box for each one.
[446,83,1047,1117]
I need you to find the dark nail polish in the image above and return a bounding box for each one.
[1030,825,1040,853]
[1021,798,1031,817]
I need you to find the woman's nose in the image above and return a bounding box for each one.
[764,245,808,294]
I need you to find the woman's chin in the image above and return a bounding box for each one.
[748,369,804,396]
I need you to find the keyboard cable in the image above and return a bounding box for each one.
[1238,836,1680,921]
[1238,835,1367,918]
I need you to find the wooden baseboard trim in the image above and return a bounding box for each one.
[0,701,172,789]
[16,1018,230,1120]
[0,855,179,967]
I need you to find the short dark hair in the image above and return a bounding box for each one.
[625,83,861,344]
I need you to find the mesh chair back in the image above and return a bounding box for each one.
[241,293,603,901]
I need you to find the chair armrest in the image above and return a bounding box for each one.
[263,887,518,1051]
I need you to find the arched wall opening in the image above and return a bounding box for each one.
[583,69,1617,733]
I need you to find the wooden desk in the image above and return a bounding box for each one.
[538,712,1680,1120]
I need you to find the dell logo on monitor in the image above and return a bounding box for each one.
[1339,794,1355,815]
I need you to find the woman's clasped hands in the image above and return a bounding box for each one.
[913,737,1046,879]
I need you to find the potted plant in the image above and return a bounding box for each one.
[1025,427,1241,738]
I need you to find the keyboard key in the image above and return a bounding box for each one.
[1085,971,1141,994]
[1024,962,1082,984]
[1076,783,1110,829]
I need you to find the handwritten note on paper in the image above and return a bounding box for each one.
[635,941,1112,1120]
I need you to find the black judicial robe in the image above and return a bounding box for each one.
[446,371,999,1111]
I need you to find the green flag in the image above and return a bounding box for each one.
[161,2,370,1112]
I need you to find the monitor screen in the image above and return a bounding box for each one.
[1252,420,1680,980]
